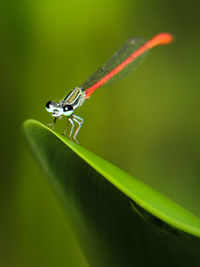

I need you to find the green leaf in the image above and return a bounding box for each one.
[24,119,200,267]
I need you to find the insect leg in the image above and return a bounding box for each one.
[47,117,57,130]
[73,114,84,124]
[68,117,74,138]
[72,115,84,143]
[63,119,69,135]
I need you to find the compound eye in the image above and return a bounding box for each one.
[45,101,53,112]
[63,105,74,116]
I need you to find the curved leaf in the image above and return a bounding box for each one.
[24,119,200,267]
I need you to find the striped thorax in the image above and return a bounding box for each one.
[63,87,85,110]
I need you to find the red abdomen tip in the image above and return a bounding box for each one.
[147,32,173,48]
[156,32,173,44]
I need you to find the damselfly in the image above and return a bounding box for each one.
[46,33,173,143]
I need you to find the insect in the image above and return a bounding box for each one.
[46,32,173,143]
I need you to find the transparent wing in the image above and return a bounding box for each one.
[81,37,148,91]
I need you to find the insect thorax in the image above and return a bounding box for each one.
[63,87,85,110]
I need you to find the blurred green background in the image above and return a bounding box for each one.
[1,0,200,266]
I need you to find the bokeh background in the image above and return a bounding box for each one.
[1,0,200,266]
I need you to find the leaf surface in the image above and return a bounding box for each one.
[24,119,200,267]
